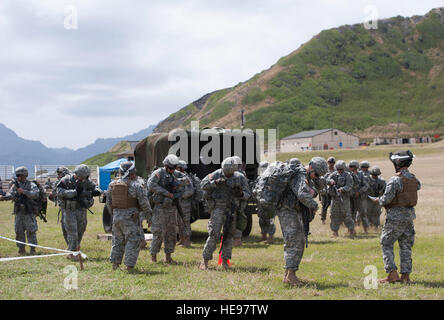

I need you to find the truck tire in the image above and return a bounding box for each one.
[102,205,113,233]
[242,205,255,237]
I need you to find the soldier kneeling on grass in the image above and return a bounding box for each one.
[107,161,152,272]
[370,150,420,284]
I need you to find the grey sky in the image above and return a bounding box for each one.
[0,0,442,149]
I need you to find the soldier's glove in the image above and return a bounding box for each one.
[215,178,226,185]
[92,189,102,197]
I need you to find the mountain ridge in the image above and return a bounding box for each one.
[153,7,444,141]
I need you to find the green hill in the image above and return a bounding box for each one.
[154,8,444,141]
[83,141,130,167]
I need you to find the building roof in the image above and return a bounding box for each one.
[281,128,334,140]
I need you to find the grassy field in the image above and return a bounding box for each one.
[1,149,443,300]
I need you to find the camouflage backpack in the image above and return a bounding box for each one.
[253,161,300,219]
[32,180,48,222]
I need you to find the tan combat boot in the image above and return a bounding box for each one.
[222,259,230,270]
[233,238,242,247]
[18,247,26,256]
[266,235,274,244]
[363,226,368,234]
[183,237,191,248]
[348,229,356,239]
[177,234,184,246]
[400,273,411,284]
[257,234,267,242]
[284,269,306,287]
[126,266,136,273]
[165,253,175,264]
[283,269,289,283]
[30,247,36,255]
[199,259,209,270]
[151,254,157,263]
[331,231,339,238]
[112,263,119,271]
[380,270,400,284]
[139,239,147,250]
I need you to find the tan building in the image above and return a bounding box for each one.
[280,128,359,152]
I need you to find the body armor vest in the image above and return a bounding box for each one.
[111,181,139,209]
[385,173,418,209]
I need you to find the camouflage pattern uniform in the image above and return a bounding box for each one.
[349,161,370,229]
[379,169,420,275]
[367,167,386,228]
[107,164,152,268]
[200,168,251,262]
[327,161,355,233]
[253,161,276,239]
[356,161,371,225]
[9,169,40,252]
[320,157,335,222]
[276,164,318,271]
[56,165,98,252]
[49,167,70,246]
[175,168,195,242]
[147,167,179,257]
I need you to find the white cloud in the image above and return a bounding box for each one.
[0,0,443,148]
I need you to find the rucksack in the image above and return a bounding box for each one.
[253,161,300,219]
[32,180,48,222]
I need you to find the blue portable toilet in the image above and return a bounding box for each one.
[99,158,131,191]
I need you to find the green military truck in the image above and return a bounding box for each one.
[108,127,260,237]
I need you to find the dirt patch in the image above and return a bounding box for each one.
[429,64,443,80]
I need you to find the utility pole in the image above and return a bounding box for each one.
[240,109,245,129]
[396,108,400,144]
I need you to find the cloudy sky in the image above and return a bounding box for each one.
[0,0,442,149]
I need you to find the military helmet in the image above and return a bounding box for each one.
[310,157,328,176]
[360,160,370,169]
[177,160,188,170]
[119,161,136,176]
[335,160,347,170]
[163,154,180,168]
[56,166,70,176]
[389,150,415,169]
[15,166,28,177]
[259,161,269,169]
[348,160,360,169]
[289,158,301,167]
[74,164,91,178]
[370,166,382,176]
[232,156,242,165]
[221,157,237,176]
[327,157,336,164]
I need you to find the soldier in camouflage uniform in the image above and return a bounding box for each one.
[56,164,100,260]
[327,160,356,238]
[348,160,370,233]
[175,160,195,248]
[320,157,336,224]
[367,166,386,229]
[356,160,371,226]
[370,151,420,284]
[107,161,152,271]
[199,157,251,270]
[276,157,325,286]
[147,154,181,263]
[49,167,70,246]
[231,156,249,247]
[8,167,40,255]
[255,161,276,244]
